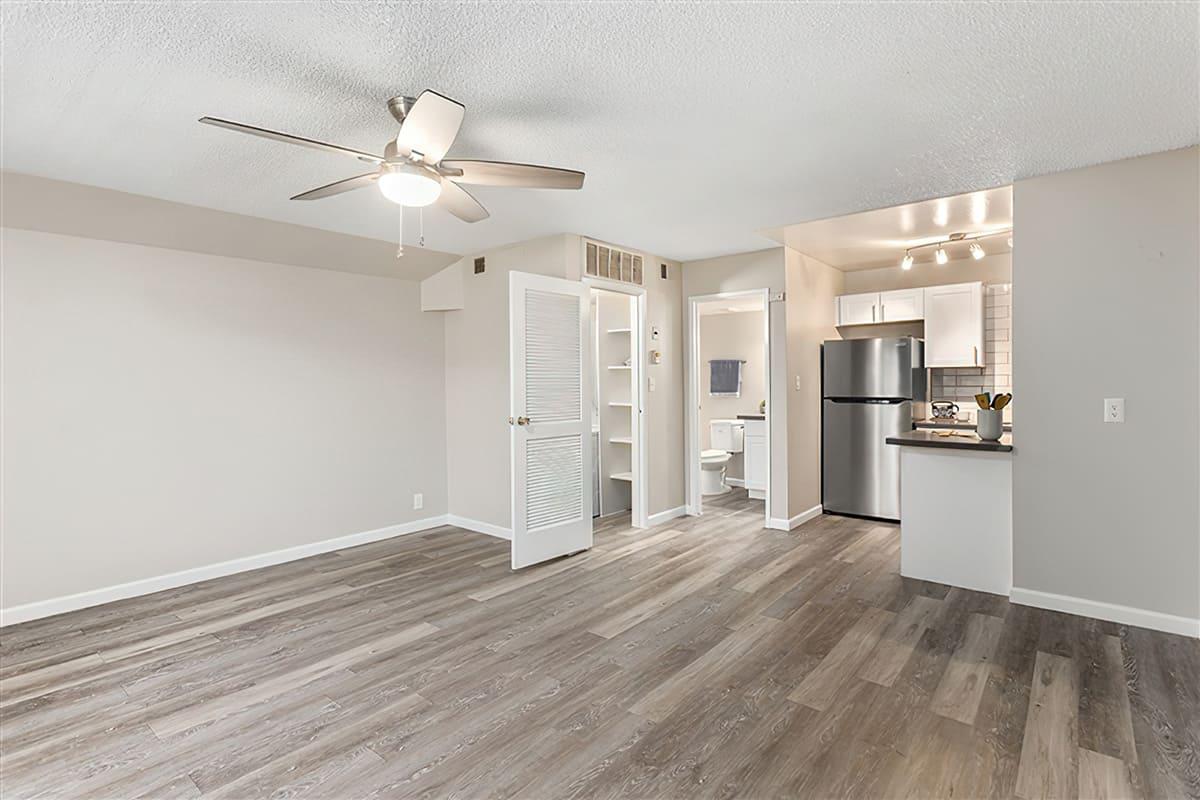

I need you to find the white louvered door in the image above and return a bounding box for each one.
[509,271,593,569]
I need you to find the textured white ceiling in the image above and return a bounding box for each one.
[3,2,1196,262]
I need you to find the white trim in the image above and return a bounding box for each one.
[583,273,649,530]
[724,477,746,488]
[686,289,772,529]
[1011,587,1200,639]
[445,515,513,541]
[646,505,687,527]
[766,504,824,532]
[0,515,450,628]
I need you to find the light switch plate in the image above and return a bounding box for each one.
[413,493,424,510]
[794,375,801,391]
[648,376,656,392]
[1103,398,1125,423]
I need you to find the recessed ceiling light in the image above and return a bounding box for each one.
[969,242,985,260]
[934,247,949,265]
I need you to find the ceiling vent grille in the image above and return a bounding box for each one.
[585,240,642,286]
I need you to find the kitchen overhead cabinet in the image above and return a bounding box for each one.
[836,292,880,326]
[879,288,924,322]
[924,282,985,367]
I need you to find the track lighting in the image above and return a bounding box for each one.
[896,227,1012,270]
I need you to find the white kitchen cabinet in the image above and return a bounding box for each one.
[879,288,924,322]
[836,292,879,326]
[924,282,985,367]
[742,418,767,500]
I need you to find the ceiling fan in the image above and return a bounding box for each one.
[199,90,585,223]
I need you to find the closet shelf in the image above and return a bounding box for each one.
[607,328,632,334]
[609,472,633,482]
[606,365,631,370]
[608,437,633,444]
[607,401,633,407]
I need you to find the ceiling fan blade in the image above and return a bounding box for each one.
[437,180,489,223]
[393,90,465,164]
[199,117,382,163]
[441,160,585,190]
[291,172,378,201]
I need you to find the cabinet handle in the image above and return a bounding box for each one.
[872,305,876,322]
[973,346,978,365]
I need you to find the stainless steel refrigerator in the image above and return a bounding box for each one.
[821,337,925,521]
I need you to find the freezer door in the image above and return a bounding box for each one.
[823,337,917,399]
[822,399,911,520]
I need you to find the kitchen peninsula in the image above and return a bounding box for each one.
[886,430,1013,596]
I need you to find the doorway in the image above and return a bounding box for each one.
[586,279,648,529]
[686,290,771,527]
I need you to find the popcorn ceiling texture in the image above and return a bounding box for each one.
[2,3,1197,261]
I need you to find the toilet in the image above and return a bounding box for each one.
[701,419,744,495]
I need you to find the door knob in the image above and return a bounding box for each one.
[508,415,531,426]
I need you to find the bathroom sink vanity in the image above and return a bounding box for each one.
[737,414,767,499]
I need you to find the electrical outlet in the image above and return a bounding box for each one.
[795,375,801,391]
[1103,398,1125,423]
[413,493,424,510]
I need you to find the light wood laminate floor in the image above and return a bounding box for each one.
[2,491,1198,799]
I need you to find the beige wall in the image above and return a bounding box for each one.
[440,234,685,528]
[683,248,789,522]
[1013,146,1199,626]
[2,228,448,611]
[841,252,1012,293]
[698,310,767,480]
[784,249,845,518]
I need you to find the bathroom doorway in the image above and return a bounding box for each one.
[686,290,771,527]
[586,279,648,529]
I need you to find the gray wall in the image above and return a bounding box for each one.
[2,228,449,611]
[1013,146,1199,623]
[698,309,767,480]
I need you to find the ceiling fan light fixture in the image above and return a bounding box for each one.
[378,162,442,207]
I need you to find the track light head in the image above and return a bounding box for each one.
[901,252,913,270]
[969,242,985,260]
[934,247,949,265]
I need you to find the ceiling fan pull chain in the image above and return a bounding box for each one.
[396,206,404,259]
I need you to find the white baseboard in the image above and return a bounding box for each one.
[647,505,687,527]
[767,504,823,531]
[0,515,450,628]
[1011,587,1200,639]
[445,515,512,540]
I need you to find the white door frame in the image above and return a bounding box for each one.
[583,276,649,529]
[686,288,772,529]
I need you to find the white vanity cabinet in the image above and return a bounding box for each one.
[924,282,985,367]
[742,417,767,500]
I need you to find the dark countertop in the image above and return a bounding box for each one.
[887,429,1013,452]
[737,414,766,421]
[917,421,1013,432]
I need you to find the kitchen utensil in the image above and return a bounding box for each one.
[992,393,1012,410]
[975,393,991,409]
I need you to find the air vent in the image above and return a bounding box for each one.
[584,240,642,286]
[474,257,486,274]
[660,263,669,280]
